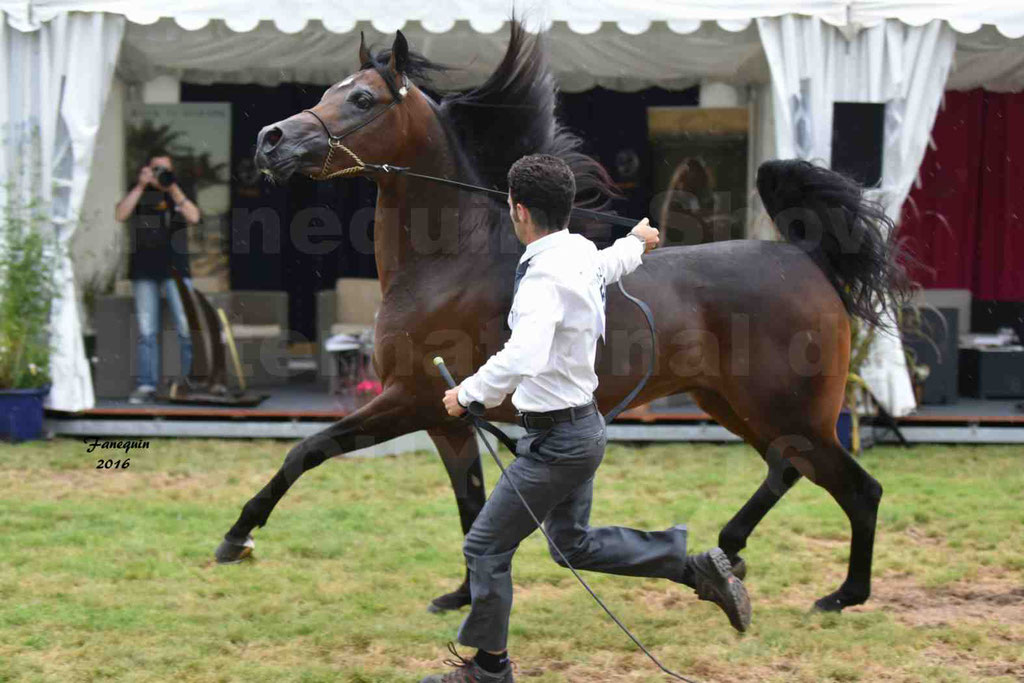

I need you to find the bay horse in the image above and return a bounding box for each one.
[222,23,909,615]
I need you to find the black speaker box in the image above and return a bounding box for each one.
[959,348,1024,398]
[832,102,885,187]
[902,307,959,404]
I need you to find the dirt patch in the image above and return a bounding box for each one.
[852,572,1024,628]
[923,647,1024,681]
[902,525,949,547]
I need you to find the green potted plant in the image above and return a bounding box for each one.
[843,316,877,454]
[0,173,59,442]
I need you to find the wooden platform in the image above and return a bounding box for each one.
[44,385,1024,444]
[68,387,1024,423]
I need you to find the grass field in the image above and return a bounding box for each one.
[1,438,1022,682]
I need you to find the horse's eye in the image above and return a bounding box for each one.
[350,92,374,110]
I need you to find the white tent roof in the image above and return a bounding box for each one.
[5,1,1021,91]
[7,0,1023,37]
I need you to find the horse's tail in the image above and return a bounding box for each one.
[756,159,911,330]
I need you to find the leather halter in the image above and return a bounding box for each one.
[301,73,409,180]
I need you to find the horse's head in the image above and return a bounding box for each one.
[254,31,423,182]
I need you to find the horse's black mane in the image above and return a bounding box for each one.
[364,22,617,216]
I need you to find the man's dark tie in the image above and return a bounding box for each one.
[505,258,533,333]
[512,258,532,299]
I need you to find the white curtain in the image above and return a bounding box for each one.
[757,16,956,416]
[1,11,124,411]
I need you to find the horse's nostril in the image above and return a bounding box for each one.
[265,128,283,148]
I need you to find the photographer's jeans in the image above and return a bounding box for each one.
[132,278,193,389]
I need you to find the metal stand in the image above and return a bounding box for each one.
[161,272,268,407]
[864,387,910,448]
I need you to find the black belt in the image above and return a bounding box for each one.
[516,400,598,430]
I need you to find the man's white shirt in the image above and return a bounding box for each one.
[458,229,645,413]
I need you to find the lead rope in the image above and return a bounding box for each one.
[303,79,685,680]
[434,358,698,683]
[330,162,659,434]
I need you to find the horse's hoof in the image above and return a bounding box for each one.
[729,556,747,582]
[427,584,471,614]
[812,595,845,612]
[215,534,255,564]
[812,589,866,613]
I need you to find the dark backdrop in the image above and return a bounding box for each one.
[182,83,700,341]
[899,90,1024,303]
[559,86,700,222]
[182,82,379,342]
[898,89,1024,333]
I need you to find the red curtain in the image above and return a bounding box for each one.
[899,90,1024,301]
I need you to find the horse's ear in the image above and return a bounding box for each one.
[388,30,409,75]
[358,31,371,68]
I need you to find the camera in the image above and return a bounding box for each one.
[152,165,176,187]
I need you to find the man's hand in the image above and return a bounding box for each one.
[630,218,660,253]
[137,166,156,189]
[443,385,467,417]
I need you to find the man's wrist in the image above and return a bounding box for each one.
[628,231,645,244]
[170,188,190,209]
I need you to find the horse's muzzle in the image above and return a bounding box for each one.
[253,119,320,181]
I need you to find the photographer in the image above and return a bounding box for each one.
[114,150,201,404]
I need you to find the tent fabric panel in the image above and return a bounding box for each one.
[758,15,957,417]
[116,19,769,92]
[1,10,124,411]
[949,27,1024,92]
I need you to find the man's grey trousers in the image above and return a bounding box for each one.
[456,410,689,652]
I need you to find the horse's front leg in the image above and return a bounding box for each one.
[425,422,486,613]
[215,385,423,562]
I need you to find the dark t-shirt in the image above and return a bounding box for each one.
[126,183,195,280]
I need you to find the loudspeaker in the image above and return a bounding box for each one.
[959,348,1024,398]
[901,307,959,404]
[832,102,885,187]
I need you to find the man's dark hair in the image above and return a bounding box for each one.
[147,149,171,163]
[508,154,575,232]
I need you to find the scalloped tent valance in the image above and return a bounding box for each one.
[4,1,853,34]
[849,1,1024,39]
[114,19,770,92]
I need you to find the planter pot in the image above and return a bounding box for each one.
[0,386,50,443]
[836,409,854,452]
[836,408,875,455]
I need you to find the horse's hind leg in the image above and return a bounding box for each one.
[804,439,883,612]
[717,463,802,577]
[692,390,803,578]
[694,385,882,611]
[746,418,882,611]
[425,424,487,613]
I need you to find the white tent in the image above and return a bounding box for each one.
[2,0,1022,413]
